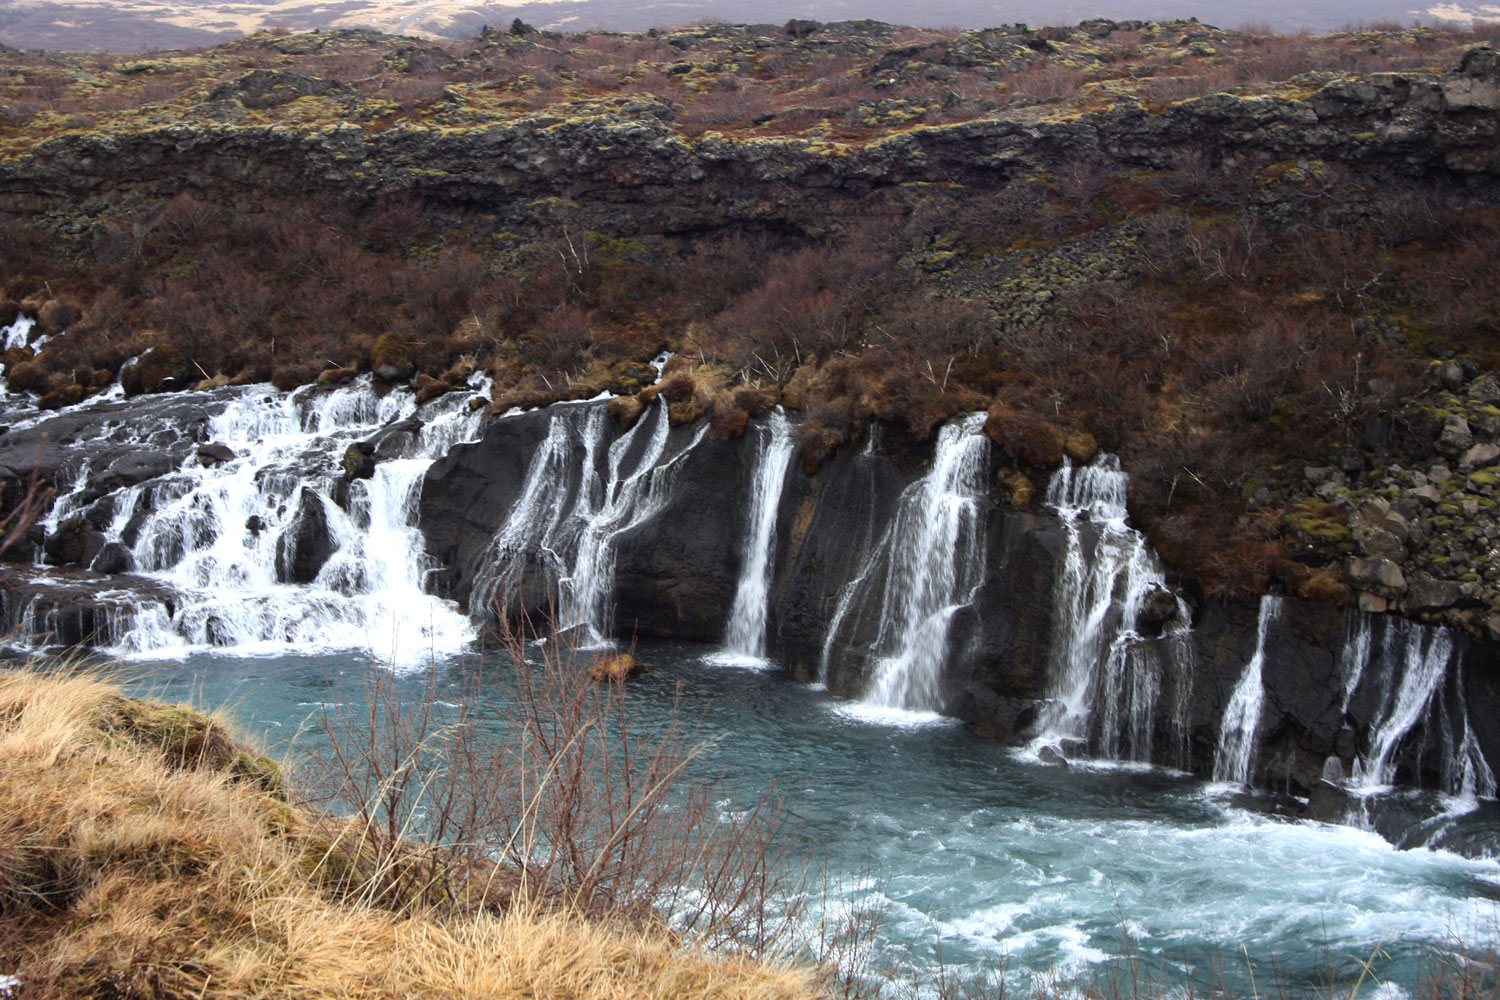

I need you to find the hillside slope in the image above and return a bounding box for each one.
[3,18,1500,629]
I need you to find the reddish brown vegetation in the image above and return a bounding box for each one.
[3,21,1499,597]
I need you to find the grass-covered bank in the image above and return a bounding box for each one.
[0,664,819,999]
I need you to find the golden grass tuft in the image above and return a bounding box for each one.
[0,666,818,1000]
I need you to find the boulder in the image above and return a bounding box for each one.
[197,443,237,467]
[1350,499,1408,561]
[1471,374,1500,405]
[1137,585,1181,636]
[1443,47,1500,110]
[90,541,135,574]
[586,653,651,682]
[43,518,104,567]
[1330,444,1364,474]
[1345,556,1405,597]
[1037,744,1069,767]
[1403,573,1468,612]
[1461,442,1500,469]
[1438,415,1474,456]
[368,417,424,462]
[342,442,376,481]
[1304,780,1355,824]
[207,69,355,109]
[276,489,336,584]
[96,451,180,492]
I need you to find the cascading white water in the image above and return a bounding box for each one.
[2,314,31,352]
[474,398,706,647]
[1346,619,1495,799]
[74,376,489,669]
[716,409,796,664]
[1441,664,1496,802]
[1358,624,1452,787]
[1035,455,1195,764]
[1213,595,1282,785]
[819,412,989,713]
[0,314,36,400]
[1338,613,1375,713]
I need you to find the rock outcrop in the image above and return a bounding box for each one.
[4,43,1500,236]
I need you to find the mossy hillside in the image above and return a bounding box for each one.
[3,18,1500,614]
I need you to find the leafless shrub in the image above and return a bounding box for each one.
[307,615,808,954]
[0,450,53,560]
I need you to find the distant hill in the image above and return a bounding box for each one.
[0,0,1491,51]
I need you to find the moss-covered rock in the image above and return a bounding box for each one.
[370,334,415,381]
[98,695,287,799]
[121,344,193,396]
[586,653,651,682]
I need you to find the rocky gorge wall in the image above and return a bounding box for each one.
[420,401,1500,807]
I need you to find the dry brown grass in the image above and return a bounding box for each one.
[0,666,819,1000]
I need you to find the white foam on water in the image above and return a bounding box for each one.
[828,701,956,729]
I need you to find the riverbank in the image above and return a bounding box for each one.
[0,665,817,1000]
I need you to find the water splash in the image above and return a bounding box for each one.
[1213,595,1282,786]
[718,409,796,664]
[30,376,490,669]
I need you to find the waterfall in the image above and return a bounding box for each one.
[1337,613,1375,713]
[1213,595,1282,785]
[717,409,795,664]
[1442,663,1496,802]
[0,313,35,397]
[1344,619,1496,799]
[37,376,489,669]
[2,313,32,351]
[819,412,989,713]
[474,398,706,647]
[1034,455,1195,764]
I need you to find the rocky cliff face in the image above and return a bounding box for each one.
[1,376,1493,836]
[6,45,1500,232]
[421,403,1500,813]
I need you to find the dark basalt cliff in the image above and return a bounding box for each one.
[5,48,1500,231]
[420,404,1500,809]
